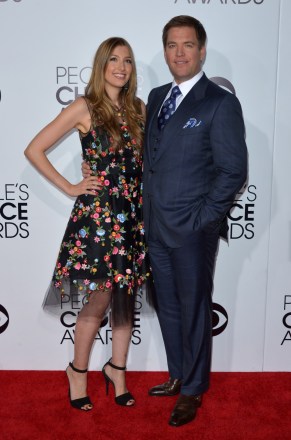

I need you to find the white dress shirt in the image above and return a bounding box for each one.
[160,70,204,113]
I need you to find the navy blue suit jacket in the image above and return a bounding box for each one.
[143,73,248,247]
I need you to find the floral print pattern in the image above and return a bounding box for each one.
[49,117,150,306]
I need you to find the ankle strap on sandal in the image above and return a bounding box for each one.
[107,360,126,371]
[69,361,88,374]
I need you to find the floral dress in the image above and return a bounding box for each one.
[43,112,151,325]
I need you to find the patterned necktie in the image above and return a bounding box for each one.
[158,85,182,130]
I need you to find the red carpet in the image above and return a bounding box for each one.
[0,371,290,440]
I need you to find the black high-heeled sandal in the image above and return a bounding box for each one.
[66,361,93,411]
[102,359,135,406]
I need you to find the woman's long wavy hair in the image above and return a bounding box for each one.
[85,37,143,151]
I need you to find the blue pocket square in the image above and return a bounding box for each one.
[183,118,202,129]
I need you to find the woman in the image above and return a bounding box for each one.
[24,37,150,411]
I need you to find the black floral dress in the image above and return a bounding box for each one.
[43,114,151,325]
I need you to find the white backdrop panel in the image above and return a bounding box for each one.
[264,0,291,370]
[0,0,287,371]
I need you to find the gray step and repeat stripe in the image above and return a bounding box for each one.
[0,0,289,371]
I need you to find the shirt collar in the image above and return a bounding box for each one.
[172,71,204,97]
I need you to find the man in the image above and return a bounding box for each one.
[143,15,247,427]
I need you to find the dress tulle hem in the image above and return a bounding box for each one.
[42,277,153,326]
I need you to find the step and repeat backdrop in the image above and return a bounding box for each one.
[0,0,290,371]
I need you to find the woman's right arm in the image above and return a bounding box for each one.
[24,97,100,197]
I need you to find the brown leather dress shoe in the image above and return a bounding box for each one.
[148,378,182,396]
[169,394,202,427]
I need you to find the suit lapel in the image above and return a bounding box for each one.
[151,74,209,163]
[165,74,209,136]
[148,85,171,131]
[146,84,171,165]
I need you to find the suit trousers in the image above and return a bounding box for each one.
[148,217,219,396]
